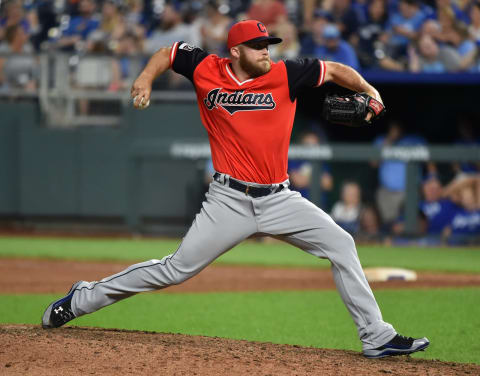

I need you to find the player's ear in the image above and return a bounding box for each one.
[230,46,241,59]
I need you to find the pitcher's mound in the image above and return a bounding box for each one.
[1,325,478,375]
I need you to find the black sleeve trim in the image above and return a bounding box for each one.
[284,58,324,101]
[171,41,209,82]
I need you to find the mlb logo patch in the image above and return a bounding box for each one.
[179,43,195,51]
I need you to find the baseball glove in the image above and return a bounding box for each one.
[322,92,386,127]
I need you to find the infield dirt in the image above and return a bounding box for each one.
[2,258,480,293]
[1,325,479,376]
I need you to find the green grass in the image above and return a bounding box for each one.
[1,288,479,364]
[0,236,479,272]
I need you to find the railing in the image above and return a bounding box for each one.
[1,52,480,127]
[127,141,480,234]
[0,52,196,127]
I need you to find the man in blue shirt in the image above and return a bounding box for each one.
[57,0,100,51]
[312,23,360,70]
[385,0,426,58]
[419,174,458,243]
[288,131,333,209]
[373,121,426,227]
[443,175,480,245]
[448,206,480,245]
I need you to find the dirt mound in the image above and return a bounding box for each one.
[2,259,480,294]
[0,325,478,376]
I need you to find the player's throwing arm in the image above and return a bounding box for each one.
[130,47,173,110]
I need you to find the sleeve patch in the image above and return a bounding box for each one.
[179,42,196,51]
[171,41,209,82]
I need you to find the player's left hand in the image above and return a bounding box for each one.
[131,74,152,110]
[323,92,386,127]
[364,91,383,122]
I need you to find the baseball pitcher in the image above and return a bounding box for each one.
[42,20,429,358]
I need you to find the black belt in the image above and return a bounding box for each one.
[213,172,285,198]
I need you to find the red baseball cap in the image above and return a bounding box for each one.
[227,20,282,49]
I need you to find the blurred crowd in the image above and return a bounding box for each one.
[1,0,480,92]
[285,119,480,246]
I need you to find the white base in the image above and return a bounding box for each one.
[363,267,417,282]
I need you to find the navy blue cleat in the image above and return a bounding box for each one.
[363,334,430,358]
[42,281,82,329]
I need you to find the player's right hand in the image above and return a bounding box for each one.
[131,73,152,109]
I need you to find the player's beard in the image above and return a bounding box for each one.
[239,53,271,78]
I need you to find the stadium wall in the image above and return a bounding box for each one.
[0,80,478,233]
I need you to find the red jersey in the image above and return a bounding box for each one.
[170,41,326,184]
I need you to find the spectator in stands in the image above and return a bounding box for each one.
[419,19,466,71]
[372,120,426,228]
[432,0,470,24]
[73,34,113,113]
[432,5,459,44]
[247,0,287,30]
[198,0,231,56]
[288,130,333,209]
[0,23,37,92]
[442,174,480,245]
[356,0,389,69]
[31,0,57,51]
[310,23,360,70]
[269,20,300,60]
[123,0,147,39]
[144,2,200,54]
[325,0,365,45]
[300,9,331,56]
[22,0,39,35]
[301,0,320,32]
[109,32,143,92]
[57,0,100,51]
[356,205,384,243]
[469,1,480,43]
[469,2,480,71]
[331,181,363,235]
[429,3,477,71]
[0,0,31,41]
[452,117,480,176]
[452,23,478,72]
[419,173,458,244]
[408,33,452,72]
[64,0,81,17]
[99,0,126,46]
[383,0,426,63]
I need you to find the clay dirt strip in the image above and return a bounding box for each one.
[1,258,480,375]
[2,258,480,293]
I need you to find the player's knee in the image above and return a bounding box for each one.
[161,266,190,285]
[151,257,193,286]
[171,270,190,285]
[167,259,198,285]
[333,226,357,254]
[344,232,357,252]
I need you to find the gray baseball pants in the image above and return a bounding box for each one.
[71,173,396,350]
